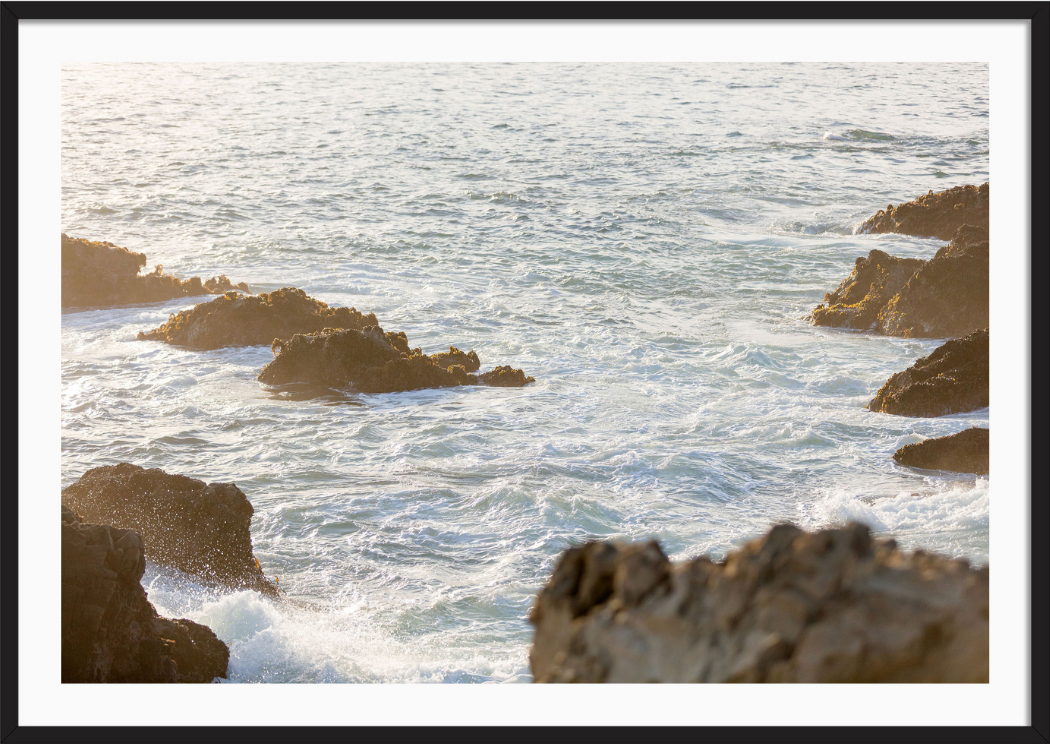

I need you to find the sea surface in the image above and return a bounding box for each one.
[61,62,990,683]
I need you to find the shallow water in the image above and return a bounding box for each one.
[62,62,989,683]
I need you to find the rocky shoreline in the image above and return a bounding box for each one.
[62,234,249,309]
[62,506,230,683]
[529,523,989,683]
[894,428,989,475]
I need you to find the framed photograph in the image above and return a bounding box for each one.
[3,4,1045,741]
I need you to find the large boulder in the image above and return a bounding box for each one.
[62,463,277,597]
[257,325,535,393]
[810,250,924,331]
[62,505,229,683]
[62,234,249,309]
[857,182,989,240]
[137,287,378,350]
[868,329,988,417]
[877,225,989,338]
[811,225,988,338]
[894,428,989,475]
[530,523,988,683]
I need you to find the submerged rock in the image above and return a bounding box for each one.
[894,428,989,475]
[811,225,988,338]
[62,505,229,683]
[530,523,988,683]
[137,287,378,350]
[810,249,924,331]
[62,233,249,309]
[258,325,535,394]
[868,329,988,417]
[857,182,989,240]
[62,463,277,597]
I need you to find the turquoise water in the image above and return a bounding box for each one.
[61,62,989,682]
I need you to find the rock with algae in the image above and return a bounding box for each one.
[812,224,988,339]
[137,287,378,350]
[893,428,989,475]
[857,182,989,240]
[530,523,988,683]
[258,325,534,393]
[62,505,229,683]
[62,463,277,597]
[61,233,249,309]
[867,329,988,417]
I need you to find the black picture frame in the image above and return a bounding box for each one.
[2,3,1046,742]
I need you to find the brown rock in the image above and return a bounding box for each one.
[258,325,534,393]
[137,287,377,350]
[530,523,988,683]
[62,234,249,309]
[62,505,229,683]
[810,249,924,331]
[868,329,988,417]
[812,225,987,339]
[894,428,989,475]
[857,182,988,240]
[62,463,277,597]
[877,225,989,338]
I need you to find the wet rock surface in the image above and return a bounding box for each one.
[868,329,988,417]
[62,463,277,597]
[137,286,378,350]
[810,250,924,331]
[62,233,249,309]
[812,225,988,338]
[894,428,989,475]
[62,505,229,683]
[857,182,989,240]
[530,523,988,683]
[258,325,535,393]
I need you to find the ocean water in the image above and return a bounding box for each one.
[61,62,990,683]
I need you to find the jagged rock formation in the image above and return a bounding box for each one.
[257,325,535,393]
[62,233,249,309]
[811,225,988,338]
[62,463,277,597]
[62,505,229,683]
[857,182,989,240]
[868,329,988,417]
[530,523,988,683]
[137,287,378,350]
[431,346,481,372]
[894,428,989,475]
[810,250,925,331]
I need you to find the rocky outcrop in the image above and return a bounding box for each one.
[810,250,925,331]
[137,287,377,350]
[62,505,229,683]
[530,523,988,683]
[894,428,989,475]
[62,463,277,597]
[857,182,989,240]
[257,325,535,393]
[811,225,988,338]
[868,329,988,417]
[62,234,249,309]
